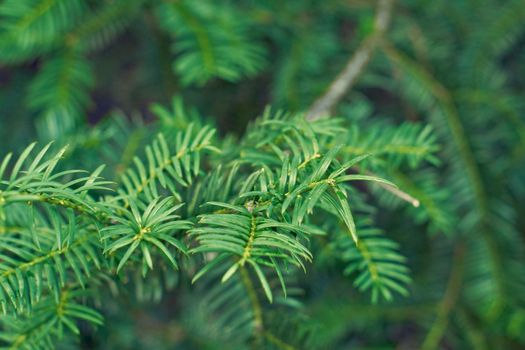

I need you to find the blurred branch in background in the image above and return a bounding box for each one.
[306,0,394,121]
[306,0,420,208]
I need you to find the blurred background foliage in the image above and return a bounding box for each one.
[1,0,525,349]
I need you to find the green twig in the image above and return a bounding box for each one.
[421,242,466,350]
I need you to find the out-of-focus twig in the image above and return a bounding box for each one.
[373,175,420,207]
[306,0,394,121]
[421,242,466,350]
[306,0,419,208]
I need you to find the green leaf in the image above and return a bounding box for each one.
[10,142,36,181]
[336,174,396,187]
[248,261,273,303]
[221,263,240,283]
[116,239,140,273]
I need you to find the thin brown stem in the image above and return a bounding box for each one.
[306,0,395,121]
[305,0,418,206]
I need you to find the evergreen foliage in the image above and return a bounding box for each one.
[1,0,524,349]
